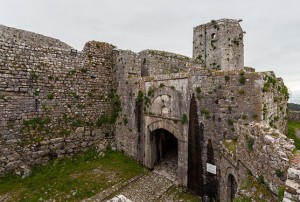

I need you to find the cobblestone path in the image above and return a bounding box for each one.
[107,172,173,202]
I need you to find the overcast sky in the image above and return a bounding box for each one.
[0,0,299,103]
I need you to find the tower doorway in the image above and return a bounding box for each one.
[227,174,237,201]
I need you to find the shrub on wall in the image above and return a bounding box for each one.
[246,136,254,150]
[239,71,246,85]
[136,91,144,103]
[181,114,188,124]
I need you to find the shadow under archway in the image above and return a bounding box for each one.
[152,129,178,182]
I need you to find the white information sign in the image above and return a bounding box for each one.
[207,163,217,174]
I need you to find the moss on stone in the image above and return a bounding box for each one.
[238,171,276,201]
[223,139,237,154]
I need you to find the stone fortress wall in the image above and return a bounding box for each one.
[0,24,72,49]
[0,25,116,176]
[0,19,299,201]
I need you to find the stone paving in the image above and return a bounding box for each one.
[107,172,173,202]
[154,151,178,183]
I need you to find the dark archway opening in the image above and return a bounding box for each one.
[227,174,237,201]
[152,129,178,181]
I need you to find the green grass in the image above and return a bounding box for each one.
[287,121,300,150]
[0,149,146,202]
[163,186,201,202]
[233,196,251,202]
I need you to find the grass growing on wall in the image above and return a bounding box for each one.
[287,121,300,150]
[237,171,276,201]
[0,149,146,202]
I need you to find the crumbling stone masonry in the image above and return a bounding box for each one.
[0,19,300,201]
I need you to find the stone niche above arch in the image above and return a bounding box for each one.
[148,86,184,119]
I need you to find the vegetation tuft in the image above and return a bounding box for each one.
[181,114,188,124]
[136,91,144,103]
[246,136,254,150]
[200,108,210,119]
[96,92,121,127]
[237,171,275,201]
[239,72,246,85]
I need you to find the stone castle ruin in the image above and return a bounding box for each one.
[0,19,299,201]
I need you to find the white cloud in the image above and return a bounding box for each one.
[0,0,299,102]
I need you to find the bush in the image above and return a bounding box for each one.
[239,75,246,85]
[195,87,201,94]
[200,108,210,119]
[159,83,165,88]
[275,169,284,177]
[80,68,88,73]
[136,91,144,103]
[47,93,54,100]
[181,114,188,124]
[246,136,254,150]
[238,88,245,95]
[257,175,264,184]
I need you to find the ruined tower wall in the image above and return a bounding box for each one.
[188,68,288,198]
[139,50,191,76]
[114,50,143,158]
[190,69,287,146]
[0,39,115,176]
[193,19,244,70]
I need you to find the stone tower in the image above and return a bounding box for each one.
[193,19,244,70]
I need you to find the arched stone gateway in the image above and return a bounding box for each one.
[145,120,188,186]
[148,120,184,141]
